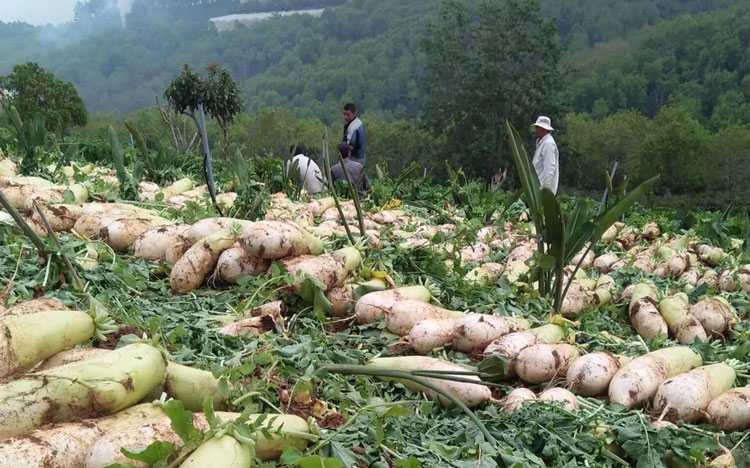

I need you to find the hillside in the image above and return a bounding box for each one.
[1,0,747,119]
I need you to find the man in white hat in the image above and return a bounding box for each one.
[532,115,559,194]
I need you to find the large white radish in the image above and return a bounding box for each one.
[35,347,111,371]
[170,228,243,294]
[239,220,323,259]
[515,344,580,384]
[354,286,432,324]
[608,346,702,409]
[539,387,579,410]
[368,356,491,408]
[0,343,166,439]
[482,324,564,378]
[630,298,668,340]
[133,224,190,261]
[503,388,536,414]
[653,363,736,423]
[216,247,269,284]
[1,298,68,317]
[385,301,465,336]
[452,314,530,352]
[707,386,750,431]
[186,217,246,244]
[659,293,708,344]
[105,218,172,251]
[566,352,631,396]
[690,297,739,337]
[409,318,461,354]
[282,247,361,294]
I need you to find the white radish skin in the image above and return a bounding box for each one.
[515,344,580,384]
[354,286,432,324]
[36,348,111,371]
[134,225,190,261]
[594,253,619,273]
[30,204,83,232]
[1,298,69,317]
[608,347,703,409]
[659,294,708,344]
[566,352,629,397]
[503,388,536,414]
[283,248,361,293]
[218,314,278,337]
[653,363,736,423]
[165,235,191,264]
[630,298,668,340]
[326,284,355,317]
[369,356,491,408]
[105,218,172,251]
[239,221,323,259]
[216,248,269,284]
[482,324,564,378]
[707,387,750,431]
[0,404,165,468]
[452,315,530,352]
[186,217,242,244]
[690,297,738,336]
[539,387,579,410]
[170,228,239,295]
[409,318,460,354]
[385,301,464,336]
[180,435,252,468]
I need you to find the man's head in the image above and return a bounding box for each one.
[337,142,352,159]
[343,103,357,123]
[533,115,554,139]
[290,143,306,156]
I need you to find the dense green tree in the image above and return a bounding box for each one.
[165,63,242,157]
[0,62,87,132]
[420,0,565,181]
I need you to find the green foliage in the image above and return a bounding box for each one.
[108,125,139,200]
[0,62,87,132]
[420,0,565,181]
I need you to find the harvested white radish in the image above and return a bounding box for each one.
[170,228,240,294]
[239,221,323,259]
[707,386,750,431]
[452,314,530,352]
[653,363,735,423]
[539,387,579,410]
[483,324,564,378]
[216,248,269,284]
[386,301,464,336]
[165,235,191,264]
[354,286,431,324]
[409,318,460,354]
[659,293,707,344]
[105,217,172,251]
[186,217,245,244]
[35,347,111,371]
[30,204,83,232]
[368,356,491,408]
[133,224,190,262]
[608,346,702,409]
[594,253,619,273]
[503,388,537,413]
[566,352,630,396]
[1,298,69,317]
[515,344,580,384]
[630,298,668,340]
[690,297,739,336]
[283,247,361,293]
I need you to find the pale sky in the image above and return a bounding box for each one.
[0,0,79,25]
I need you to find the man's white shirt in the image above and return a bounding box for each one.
[287,154,325,194]
[532,133,560,194]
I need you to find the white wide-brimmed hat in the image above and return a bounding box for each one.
[533,116,554,131]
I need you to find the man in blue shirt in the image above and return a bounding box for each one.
[342,103,367,165]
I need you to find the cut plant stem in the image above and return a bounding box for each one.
[32,201,83,290]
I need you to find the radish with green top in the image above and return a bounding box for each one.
[368,356,492,407]
[386,301,465,336]
[608,346,703,409]
[354,286,432,324]
[239,220,323,259]
[659,293,708,344]
[566,352,631,396]
[0,343,166,439]
[690,297,739,336]
[409,317,462,354]
[652,362,736,423]
[452,314,530,352]
[707,386,750,431]
[515,344,580,384]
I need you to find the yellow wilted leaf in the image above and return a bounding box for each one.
[382,198,402,210]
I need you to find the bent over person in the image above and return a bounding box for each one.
[331,142,369,196]
[532,115,560,194]
[287,143,324,194]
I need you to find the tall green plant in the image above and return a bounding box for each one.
[108,126,139,200]
[506,120,659,313]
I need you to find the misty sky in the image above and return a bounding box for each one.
[0,0,79,25]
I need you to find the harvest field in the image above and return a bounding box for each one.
[1,130,750,468]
